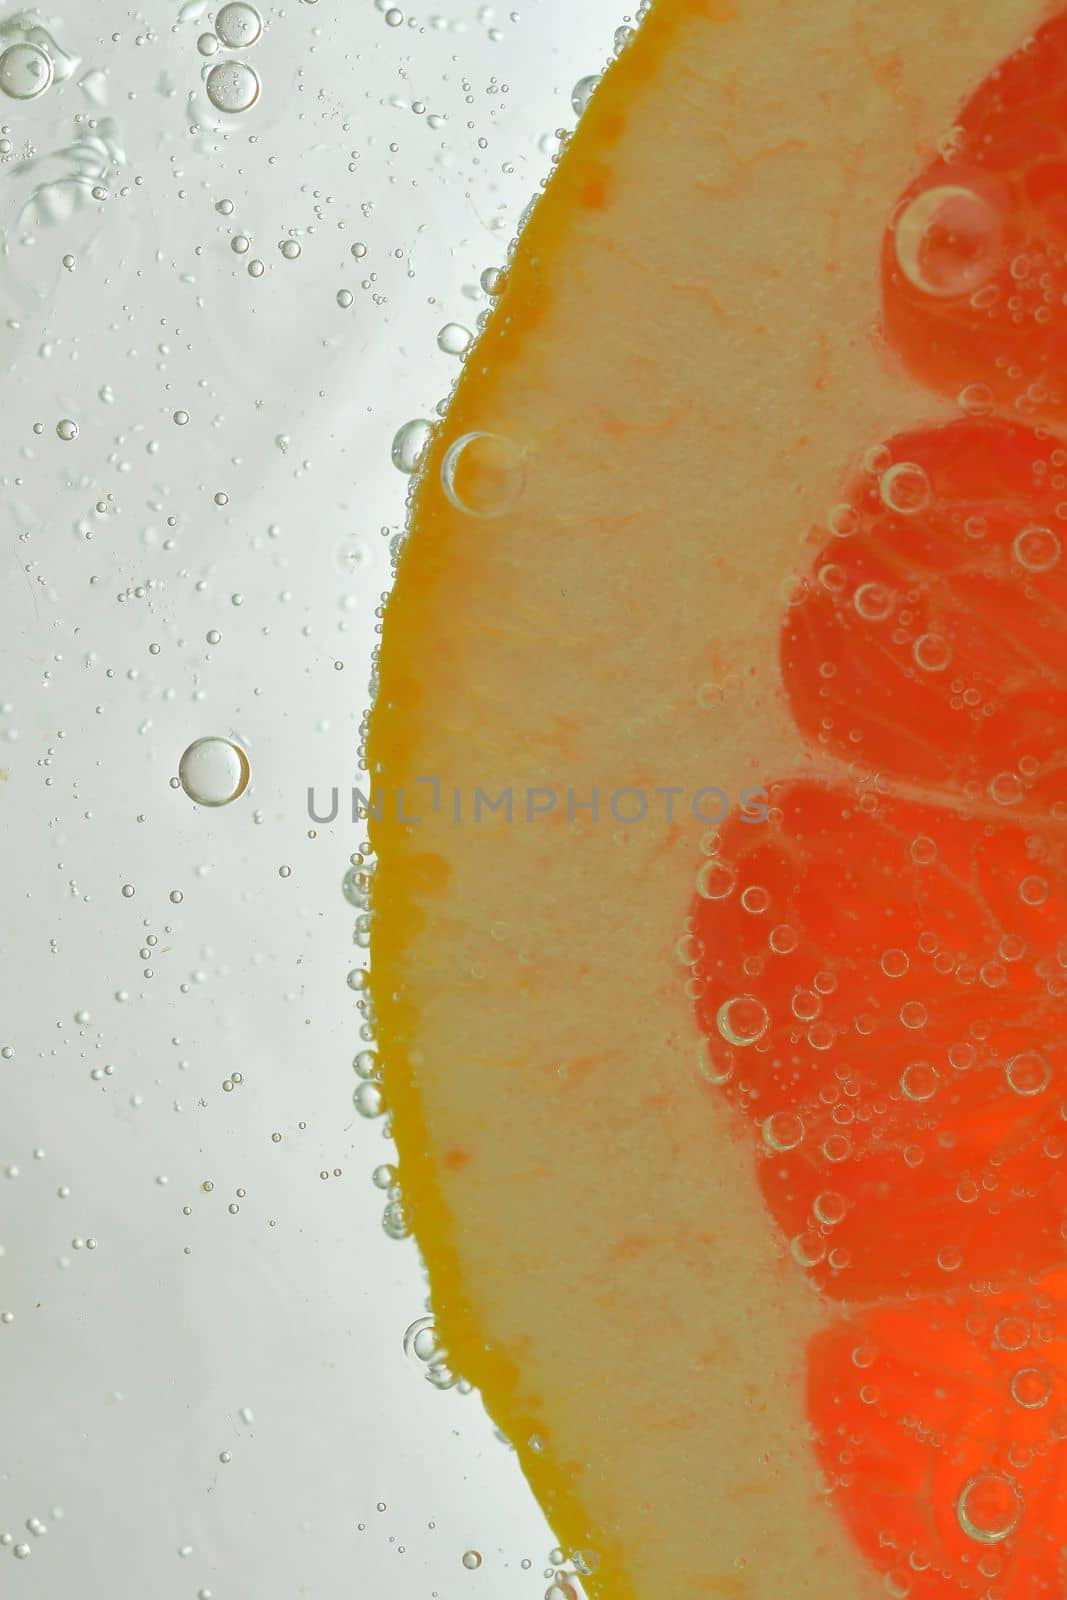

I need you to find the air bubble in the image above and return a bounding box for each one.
[177,737,250,807]
[762,1110,804,1151]
[571,75,599,116]
[880,462,932,515]
[956,1473,1023,1545]
[206,60,260,114]
[912,633,951,672]
[437,322,473,356]
[894,186,1003,299]
[900,1061,939,1101]
[1006,1050,1051,1097]
[353,1081,385,1118]
[1019,875,1049,907]
[696,1036,733,1085]
[853,582,895,622]
[1013,525,1061,573]
[56,419,78,442]
[716,995,769,1047]
[441,431,526,518]
[696,859,735,901]
[0,42,54,100]
[391,418,433,475]
[1011,1368,1052,1409]
[215,2,263,48]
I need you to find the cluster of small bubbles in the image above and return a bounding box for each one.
[391,418,434,474]
[206,60,260,114]
[177,737,250,807]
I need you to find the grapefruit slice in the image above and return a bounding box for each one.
[367,2,1062,1596]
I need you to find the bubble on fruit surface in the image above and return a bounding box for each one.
[880,461,931,515]
[571,74,599,116]
[716,995,769,1047]
[853,581,896,622]
[441,432,526,518]
[214,2,263,48]
[1005,1050,1051,1097]
[696,1036,734,1085]
[894,185,1004,299]
[958,381,996,417]
[177,737,250,807]
[1013,525,1061,573]
[353,1081,385,1118]
[437,321,473,356]
[912,632,951,672]
[900,1061,939,1101]
[762,1110,804,1151]
[696,859,735,901]
[205,60,260,114]
[0,41,53,99]
[1011,1367,1052,1409]
[956,1472,1023,1544]
[391,418,433,475]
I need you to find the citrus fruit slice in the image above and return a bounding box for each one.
[368,2,1060,1595]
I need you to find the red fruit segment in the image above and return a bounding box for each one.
[782,419,1067,803]
[689,781,1067,1300]
[882,11,1067,423]
[808,1278,1067,1598]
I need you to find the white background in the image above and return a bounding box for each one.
[1,1,622,1594]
